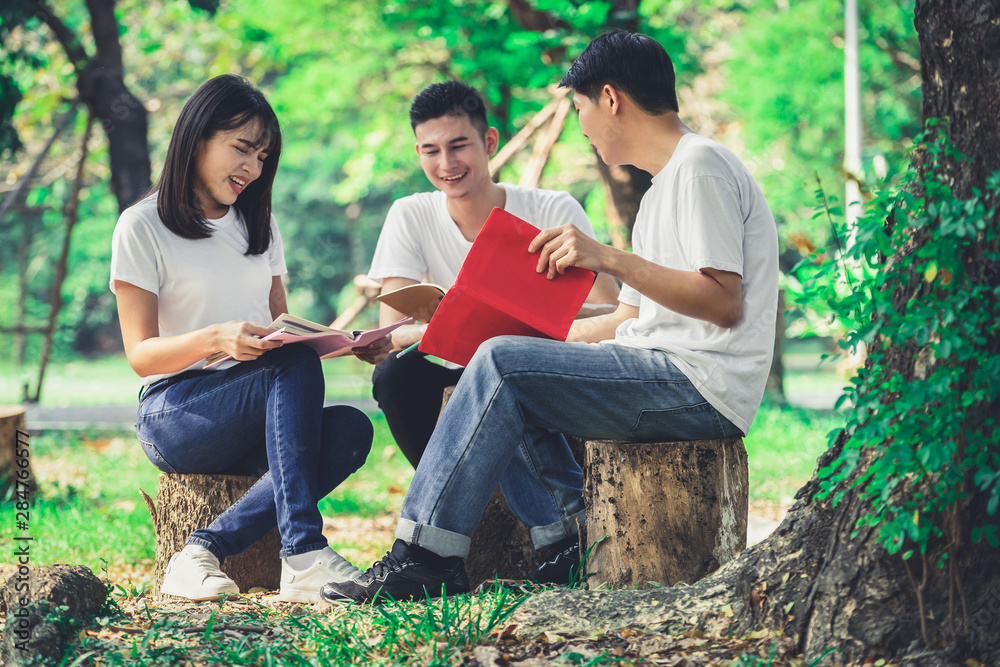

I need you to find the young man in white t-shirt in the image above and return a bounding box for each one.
[368,81,619,467]
[323,32,778,603]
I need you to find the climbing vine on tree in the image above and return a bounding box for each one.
[791,124,1000,624]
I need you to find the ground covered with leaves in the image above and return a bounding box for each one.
[7,578,904,667]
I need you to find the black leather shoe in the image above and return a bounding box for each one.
[523,534,581,585]
[320,539,470,604]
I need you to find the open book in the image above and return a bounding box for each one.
[376,283,446,323]
[204,313,412,367]
[416,207,595,366]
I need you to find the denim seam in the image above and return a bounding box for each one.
[138,439,178,474]
[268,364,297,552]
[139,362,279,419]
[514,439,571,524]
[214,472,272,523]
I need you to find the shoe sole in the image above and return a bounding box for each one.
[161,583,239,602]
[276,588,325,604]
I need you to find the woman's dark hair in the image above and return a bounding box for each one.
[154,74,281,255]
[409,81,488,137]
[560,31,679,115]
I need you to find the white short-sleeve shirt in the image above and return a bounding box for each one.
[367,183,597,288]
[110,194,287,385]
[612,134,779,434]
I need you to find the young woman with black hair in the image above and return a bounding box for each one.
[110,74,390,603]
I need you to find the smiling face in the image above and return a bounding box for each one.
[192,122,271,219]
[414,113,498,200]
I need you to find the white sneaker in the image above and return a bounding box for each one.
[278,549,361,603]
[161,545,240,601]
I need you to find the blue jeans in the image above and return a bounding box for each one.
[396,336,742,558]
[136,344,373,560]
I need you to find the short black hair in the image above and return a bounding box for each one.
[560,31,679,115]
[409,81,488,136]
[155,74,281,255]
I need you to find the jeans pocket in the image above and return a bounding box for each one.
[630,402,721,442]
[139,439,178,474]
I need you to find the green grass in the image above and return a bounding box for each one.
[54,583,529,666]
[3,429,161,572]
[744,401,844,504]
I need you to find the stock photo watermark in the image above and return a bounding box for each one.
[9,427,34,653]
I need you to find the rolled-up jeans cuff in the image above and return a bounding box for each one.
[394,519,471,559]
[530,509,586,551]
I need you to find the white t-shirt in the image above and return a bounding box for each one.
[612,134,779,434]
[367,183,596,288]
[110,194,287,386]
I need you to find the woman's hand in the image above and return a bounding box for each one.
[211,320,283,361]
[353,334,393,365]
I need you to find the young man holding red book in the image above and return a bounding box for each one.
[367,81,619,468]
[326,31,778,603]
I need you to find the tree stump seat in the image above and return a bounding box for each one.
[1,406,32,500]
[582,436,748,589]
[140,473,281,599]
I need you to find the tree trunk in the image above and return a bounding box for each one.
[594,160,652,249]
[0,407,32,501]
[465,488,547,588]
[723,3,1000,662]
[79,0,151,212]
[728,4,1000,661]
[0,565,106,666]
[142,474,281,599]
[764,290,785,401]
[31,115,93,403]
[583,437,748,590]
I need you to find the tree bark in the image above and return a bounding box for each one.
[78,0,151,212]
[0,565,106,666]
[32,0,151,212]
[764,290,785,401]
[584,437,748,590]
[0,406,32,501]
[595,159,651,249]
[726,4,1000,661]
[142,474,281,599]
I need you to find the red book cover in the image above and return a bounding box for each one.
[419,207,595,366]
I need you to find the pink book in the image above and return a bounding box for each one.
[205,314,411,367]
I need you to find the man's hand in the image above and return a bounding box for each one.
[353,334,393,365]
[529,224,613,278]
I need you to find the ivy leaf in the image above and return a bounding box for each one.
[924,261,938,282]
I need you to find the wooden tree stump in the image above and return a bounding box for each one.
[1,406,32,501]
[140,474,281,599]
[583,437,748,589]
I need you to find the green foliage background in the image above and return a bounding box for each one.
[0,0,919,369]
